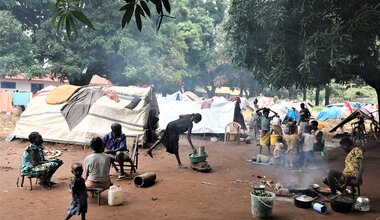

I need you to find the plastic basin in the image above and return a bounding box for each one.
[188,152,208,163]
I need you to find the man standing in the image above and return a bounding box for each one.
[103,123,133,180]
[298,103,311,134]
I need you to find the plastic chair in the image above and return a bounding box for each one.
[224,122,241,144]
[111,134,140,179]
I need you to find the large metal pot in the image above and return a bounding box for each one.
[330,195,354,213]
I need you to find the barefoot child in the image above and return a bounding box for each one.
[66,162,87,220]
[273,136,285,166]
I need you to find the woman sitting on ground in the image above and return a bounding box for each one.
[84,137,112,190]
[21,131,63,189]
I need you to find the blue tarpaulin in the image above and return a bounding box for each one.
[316,105,342,121]
[287,107,300,121]
[12,92,31,106]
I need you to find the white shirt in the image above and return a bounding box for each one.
[302,133,314,152]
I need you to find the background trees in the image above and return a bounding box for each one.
[224,0,380,104]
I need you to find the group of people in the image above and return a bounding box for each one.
[20,122,133,219]
[20,113,203,219]
[251,103,323,168]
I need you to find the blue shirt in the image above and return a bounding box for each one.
[102,132,127,152]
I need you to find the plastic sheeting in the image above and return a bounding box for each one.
[0,91,12,112]
[158,96,236,134]
[13,86,159,145]
[12,92,31,106]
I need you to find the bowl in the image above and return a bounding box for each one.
[188,152,208,163]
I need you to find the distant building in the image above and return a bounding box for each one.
[0,74,68,93]
[0,74,112,93]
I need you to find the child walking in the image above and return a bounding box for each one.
[66,162,87,220]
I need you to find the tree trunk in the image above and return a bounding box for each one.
[302,88,307,101]
[315,86,320,106]
[288,86,296,99]
[325,84,330,106]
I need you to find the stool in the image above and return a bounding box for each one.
[87,187,105,205]
[16,173,40,190]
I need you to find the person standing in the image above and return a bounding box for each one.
[147,113,202,169]
[66,162,87,220]
[298,103,311,134]
[256,107,278,155]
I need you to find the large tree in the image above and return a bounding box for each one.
[225,0,380,104]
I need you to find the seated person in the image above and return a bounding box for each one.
[311,120,325,152]
[84,137,112,190]
[102,123,133,180]
[323,137,364,195]
[21,131,63,189]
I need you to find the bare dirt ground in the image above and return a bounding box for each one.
[0,113,379,220]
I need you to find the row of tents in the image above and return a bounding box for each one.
[11,84,377,146]
[11,85,246,145]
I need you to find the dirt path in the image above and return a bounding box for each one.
[0,114,379,220]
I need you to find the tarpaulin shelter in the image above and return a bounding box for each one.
[157,95,238,134]
[316,102,362,121]
[12,85,159,145]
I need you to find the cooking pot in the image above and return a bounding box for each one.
[287,184,310,194]
[294,194,316,209]
[354,196,370,212]
[330,195,354,213]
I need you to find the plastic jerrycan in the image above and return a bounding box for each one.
[108,185,123,206]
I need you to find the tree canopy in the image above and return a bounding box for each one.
[224,0,380,103]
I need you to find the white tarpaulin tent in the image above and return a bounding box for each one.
[13,85,159,145]
[157,96,236,134]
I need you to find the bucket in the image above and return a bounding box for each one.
[250,191,275,219]
[108,185,123,206]
[270,134,279,145]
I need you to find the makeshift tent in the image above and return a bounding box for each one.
[316,102,362,121]
[12,85,159,145]
[157,96,237,134]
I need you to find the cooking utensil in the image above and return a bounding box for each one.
[330,195,354,213]
[310,183,320,190]
[293,190,318,209]
[294,194,315,209]
[287,184,311,194]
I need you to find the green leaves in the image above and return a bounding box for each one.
[49,0,95,38]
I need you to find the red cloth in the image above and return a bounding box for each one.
[201,99,213,109]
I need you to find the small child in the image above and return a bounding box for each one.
[273,136,285,166]
[66,162,87,220]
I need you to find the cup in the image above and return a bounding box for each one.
[313,202,327,214]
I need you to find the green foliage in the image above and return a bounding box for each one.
[224,0,380,104]
[0,11,36,76]
[51,0,171,34]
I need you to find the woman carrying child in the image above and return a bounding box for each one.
[283,124,299,168]
[66,162,87,220]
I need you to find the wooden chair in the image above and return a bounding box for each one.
[111,134,140,179]
[224,122,241,144]
[16,170,41,190]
